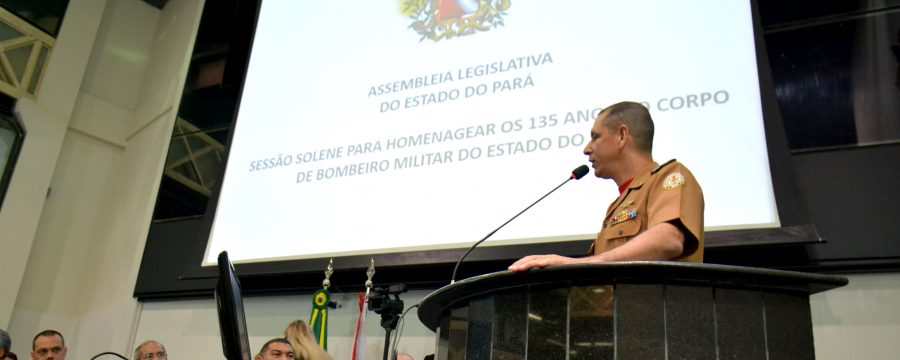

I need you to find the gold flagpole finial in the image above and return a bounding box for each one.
[365,258,375,296]
[322,258,334,289]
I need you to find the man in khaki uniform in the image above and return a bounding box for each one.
[509,101,704,272]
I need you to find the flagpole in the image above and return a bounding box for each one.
[353,259,376,360]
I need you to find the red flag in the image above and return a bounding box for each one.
[351,292,368,360]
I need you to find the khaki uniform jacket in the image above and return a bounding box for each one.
[590,160,704,262]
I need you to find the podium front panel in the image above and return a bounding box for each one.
[422,262,848,360]
[526,283,568,360]
[665,285,716,359]
[492,290,527,360]
[765,291,816,360]
[569,285,614,360]
[466,297,493,360]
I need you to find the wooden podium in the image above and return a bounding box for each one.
[417,262,847,360]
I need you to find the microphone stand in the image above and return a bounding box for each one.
[450,165,589,283]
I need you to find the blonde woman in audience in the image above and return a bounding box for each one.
[284,320,332,360]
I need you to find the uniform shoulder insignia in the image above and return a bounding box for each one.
[651,159,677,174]
[663,172,686,189]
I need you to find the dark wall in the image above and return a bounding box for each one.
[793,144,900,267]
[706,144,900,271]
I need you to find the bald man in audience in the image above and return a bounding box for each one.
[133,340,167,360]
[256,338,293,360]
[31,330,67,360]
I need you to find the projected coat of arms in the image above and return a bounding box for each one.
[405,0,511,42]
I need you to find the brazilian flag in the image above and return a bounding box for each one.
[309,288,330,350]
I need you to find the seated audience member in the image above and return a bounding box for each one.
[0,328,10,358]
[283,320,331,360]
[5,351,16,360]
[133,340,167,360]
[256,338,293,360]
[31,330,67,360]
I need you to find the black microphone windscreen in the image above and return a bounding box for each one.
[572,165,590,179]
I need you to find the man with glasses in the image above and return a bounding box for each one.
[30,330,66,360]
[133,340,167,360]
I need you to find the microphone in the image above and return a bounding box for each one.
[572,164,589,180]
[450,165,590,283]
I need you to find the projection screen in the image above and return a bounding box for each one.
[203,0,778,265]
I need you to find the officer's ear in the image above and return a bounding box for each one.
[616,124,630,147]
